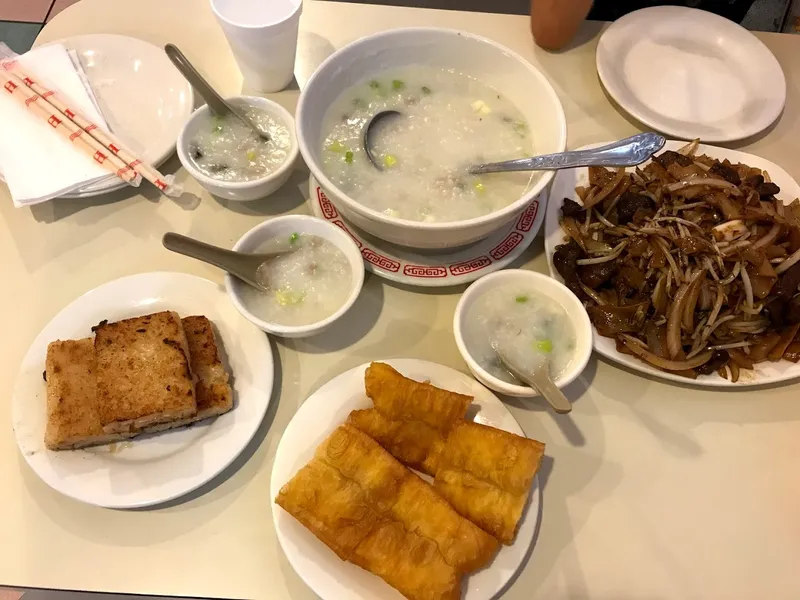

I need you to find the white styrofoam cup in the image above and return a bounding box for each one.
[211,0,302,92]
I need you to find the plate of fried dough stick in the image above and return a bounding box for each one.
[12,272,274,509]
[271,359,545,600]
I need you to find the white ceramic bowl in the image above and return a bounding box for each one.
[453,270,593,398]
[296,27,566,249]
[177,96,299,202]
[225,215,365,338]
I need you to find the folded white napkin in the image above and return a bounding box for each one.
[0,44,116,207]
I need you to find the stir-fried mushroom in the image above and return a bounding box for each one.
[555,140,800,380]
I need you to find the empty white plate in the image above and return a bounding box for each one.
[271,359,542,600]
[596,6,786,142]
[12,272,273,509]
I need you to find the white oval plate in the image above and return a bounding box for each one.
[12,272,273,508]
[309,176,544,287]
[271,359,541,600]
[47,34,193,198]
[544,140,800,387]
[596,6,786,142]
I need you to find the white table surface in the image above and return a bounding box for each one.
[1,1,799,598]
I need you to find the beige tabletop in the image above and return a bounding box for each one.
[2,0,799,598]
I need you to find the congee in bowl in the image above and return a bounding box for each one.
[321,66,534,223]
[296,27,567,249]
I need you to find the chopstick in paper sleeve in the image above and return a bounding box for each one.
[1,59,181,197]
[0,69,141,185]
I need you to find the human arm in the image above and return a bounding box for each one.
[530,0,594,51]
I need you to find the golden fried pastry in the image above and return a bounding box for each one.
[275,424,498,600]
[365,362,472,432]
[434,421,545,545]
[350,362,472,475]
[347,408,445,475]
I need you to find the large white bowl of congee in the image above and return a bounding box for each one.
[296,28,566,249]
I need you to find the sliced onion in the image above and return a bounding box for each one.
[707,286,726,329]
[751,223,781,250]
[580,282,606,306]
[682,271,706,331]
[666,269,705,358]
[666,177,742,196]
[740,264,754,311]
[775,245,800,274]
[621,334,713,371]
[678,139,700,156]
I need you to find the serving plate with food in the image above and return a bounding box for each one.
[271,360,543,600]
[12,272,274,508]
[544,140,800,386]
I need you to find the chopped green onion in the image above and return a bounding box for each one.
[421,86,432,95]
[515,295,528,303]
[534,339,553,353]
[275,290,306,306]
[289,232,299,244]
[211,115,225,133]
[246,149,257,161]
[327,140,346,153]
[383,154,397,168]
[392,79,405,90]
[345,150,354,164]
[473,180,486,194]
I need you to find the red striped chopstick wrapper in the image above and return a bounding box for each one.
[0,69,140,184]
[2,59,175,194]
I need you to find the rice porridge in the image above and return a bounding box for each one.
[321,66,534,222]
[239,233,352,326]
[189,106,292,182]
[463,285,576,382]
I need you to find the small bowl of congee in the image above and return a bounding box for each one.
[177,96,298,202]
[454,270,593,398]
[225,215,365,338]
[296,27,566,249]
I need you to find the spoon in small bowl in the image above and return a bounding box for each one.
[469,132,665,174]
[494,343,572,414]
[164,43,270,141]
[162,232,295,292]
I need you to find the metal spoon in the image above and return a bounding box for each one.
[495,345,572,414]
[363,110,402,169]
[162,232,295,292]
[164,43,270,141]
[469,132,665,175]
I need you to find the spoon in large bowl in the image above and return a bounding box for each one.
[162,232,295,292]
[363,110,402,170]
[494,343,572,414]
[469,132,665,174]
[164,43,270,141]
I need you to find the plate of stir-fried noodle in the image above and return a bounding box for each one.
[544,139,800,386]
